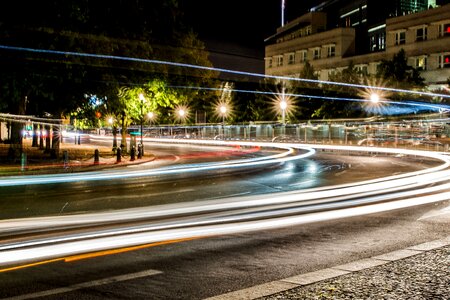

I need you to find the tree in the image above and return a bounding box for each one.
[314,62,364,119]
[111,79,184,151]
[0,0,218,158]
[291,61,323,119]
[377,49,425,95]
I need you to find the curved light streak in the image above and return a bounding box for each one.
[1,189,450,266]
[170,85,450,112]
[1,141,450,267]
[0,44,449,99]
[0,142,315,186]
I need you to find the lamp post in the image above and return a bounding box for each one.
[108,117,118,151]
[219,105,227,137]
[220,105,227,125]
[280,99,287,125]
[147,112,154,137]
[178,109,186,136]
[139,93,145,156]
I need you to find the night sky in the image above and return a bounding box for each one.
[181,0,321,73]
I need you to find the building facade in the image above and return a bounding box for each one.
[265,2,450,90]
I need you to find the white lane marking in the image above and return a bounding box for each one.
[206,191,251,200]
[4,269,162,300]
[289,180,314,187]
[85,188,195,202]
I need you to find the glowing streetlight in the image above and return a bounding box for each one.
[271,86,295,126]
[370,93,380,103]
[219,105,227,124]
[174,106,189,137]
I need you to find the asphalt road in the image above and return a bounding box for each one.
[0,143,439,219]
[0,201,448,300]
[0,143,448,299]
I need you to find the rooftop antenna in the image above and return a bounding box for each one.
[281,0,285,26]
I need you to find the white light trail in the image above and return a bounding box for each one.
[1,141,450,267]
[1,44,449,99]
[0,142,315,186]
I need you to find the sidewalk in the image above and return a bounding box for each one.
[0,141,155,175]
[207,237,450,300]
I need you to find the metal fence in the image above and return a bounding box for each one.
[122,120,450,152]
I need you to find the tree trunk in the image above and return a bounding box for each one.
[32,123,38,147]
[51,124,60,158]
[39,124,44,150]
[120,116,127,153]
[45,124,51,153]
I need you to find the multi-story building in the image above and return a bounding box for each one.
[265,2,450,90]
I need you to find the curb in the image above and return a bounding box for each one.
[205,236,450,300]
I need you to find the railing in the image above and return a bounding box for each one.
[117,121,450,152]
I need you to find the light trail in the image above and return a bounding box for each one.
[1,44,449,99]
[1,140,450,267]
[170,85,450,113]
[0,142,315,186]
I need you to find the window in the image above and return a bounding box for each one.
[414,56,427,71]
[370,35,377,51]
[416,27,427,41]
[267,58,273,68]
[370,32,386,52]
[288,53,295,65]
[297,50,307,62]
[395,31,406,45]
[439,24,450,37]
[305,26,312,36]
[327,45,336,57]
[276,55,283,67]
[379,32,386,50]
[345,17,351,27]
[439,54,450,68]
[356,65,368,76]
[313,48,321,60]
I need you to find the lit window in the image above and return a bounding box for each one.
[439,24,450,37]
[379,32,385,50]
[415,56,427,71]
[395,31,406,45]
[440,54,450,68]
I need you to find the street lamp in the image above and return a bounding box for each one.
[370,93,380,103]
[147,112,155,138]
[139,93,145,156]
[219,105,227,125]
[107,116,117,151]
[280,99,287,125]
